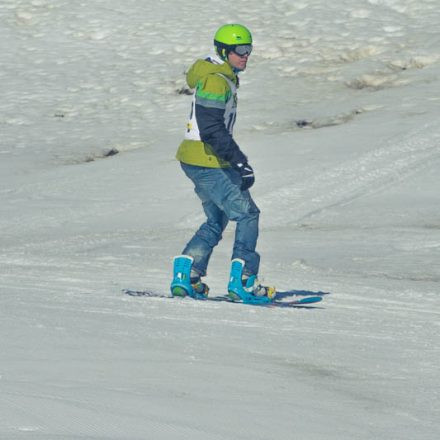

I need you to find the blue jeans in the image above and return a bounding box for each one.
[180,163,260,277]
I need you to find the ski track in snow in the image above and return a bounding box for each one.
[258,119,440,226]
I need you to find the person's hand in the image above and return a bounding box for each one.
[233,162,255,191]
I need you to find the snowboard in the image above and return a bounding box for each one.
[123,288,328,308]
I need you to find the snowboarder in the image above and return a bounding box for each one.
[170,24,275,304]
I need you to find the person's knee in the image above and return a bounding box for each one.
[227,196,259,221]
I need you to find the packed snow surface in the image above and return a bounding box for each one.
[1,0,439,439]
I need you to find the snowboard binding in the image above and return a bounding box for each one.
[170,255,209,299]
[227,259,276,304]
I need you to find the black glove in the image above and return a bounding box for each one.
[233,162,255,191]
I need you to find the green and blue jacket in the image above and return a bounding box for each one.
[176,54,247,168]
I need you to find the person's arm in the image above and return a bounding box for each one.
[194,76,247,166]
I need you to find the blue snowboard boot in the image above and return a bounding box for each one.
[227,258,276,304]
[170,255,209,299]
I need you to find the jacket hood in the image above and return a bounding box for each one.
[186,54,237,89]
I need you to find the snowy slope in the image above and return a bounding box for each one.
[1,1,439,439]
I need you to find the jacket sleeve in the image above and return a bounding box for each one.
[194,75,247,166]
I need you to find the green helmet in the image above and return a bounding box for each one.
[214,24,253,60]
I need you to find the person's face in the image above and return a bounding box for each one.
[227,51,250,71]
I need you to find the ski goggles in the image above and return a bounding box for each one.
[231,44,253,56]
